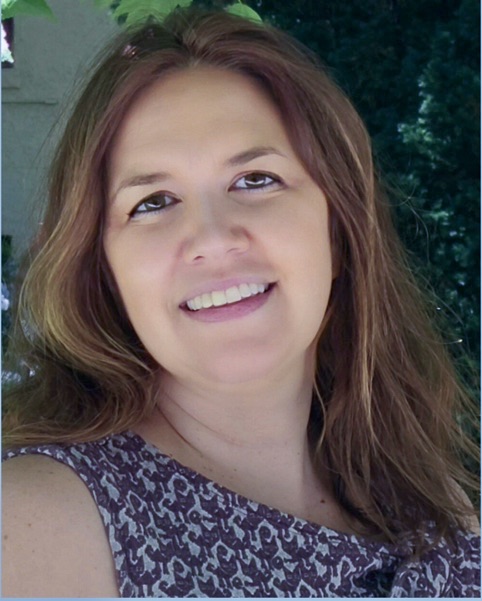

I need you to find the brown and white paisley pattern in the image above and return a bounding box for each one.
[4,432,480,597]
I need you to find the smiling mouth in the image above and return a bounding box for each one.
[182,282,275,311]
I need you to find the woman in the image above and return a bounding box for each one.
[2,7,480,598]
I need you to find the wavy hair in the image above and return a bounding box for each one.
[3,7,478,545]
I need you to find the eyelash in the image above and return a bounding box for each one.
[128,192,178,219]
[128,171,283,219]
[231,172,282,192]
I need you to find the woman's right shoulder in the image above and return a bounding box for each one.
[2,453,119,598]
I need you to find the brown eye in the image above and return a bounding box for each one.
[232,172,281,191]
[129,193,178,218]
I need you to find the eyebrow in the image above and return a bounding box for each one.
[111,145,286,200]
[226,145,286,167]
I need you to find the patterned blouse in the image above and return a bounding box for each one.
[3,431,480,597]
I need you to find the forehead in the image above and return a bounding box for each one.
[108,67,291,172]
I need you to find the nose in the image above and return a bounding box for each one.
[181,199,250,264]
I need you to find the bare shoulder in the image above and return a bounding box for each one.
[2,454,119,598]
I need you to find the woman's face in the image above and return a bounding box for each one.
[104,67,333,387]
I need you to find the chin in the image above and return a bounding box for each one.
[191,348,297,388]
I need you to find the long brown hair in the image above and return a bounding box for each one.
[3,7,478,545]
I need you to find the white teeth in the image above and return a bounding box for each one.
[185,282,270,311]
[225,286,242,303]
[212,290,227,307]
[201,293,213,308]
[239,283,251,298]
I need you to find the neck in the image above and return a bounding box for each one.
[136,354,318,491]
[134,358,356,533]
[159,355,314,451]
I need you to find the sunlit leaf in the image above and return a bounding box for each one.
[225,2,262,23]
[113,0,192,26]
[1,0,15,12]
[1,0,55,20]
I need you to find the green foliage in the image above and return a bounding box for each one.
[1,0,54,20]
[112,0,193,26]
[1,0,264,28]
[396,0,480,367]
[225,1,262,22]
[110,0,262,26]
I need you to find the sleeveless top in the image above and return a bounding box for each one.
[3,431,480,597]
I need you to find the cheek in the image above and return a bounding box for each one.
[281,201,333,322]
[273,198,332,280]
[103,229,173,316]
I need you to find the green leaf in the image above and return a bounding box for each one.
[225,2,262,23]
[1,0,15,11]
[113,0,192,26]
[1,0,55,20]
